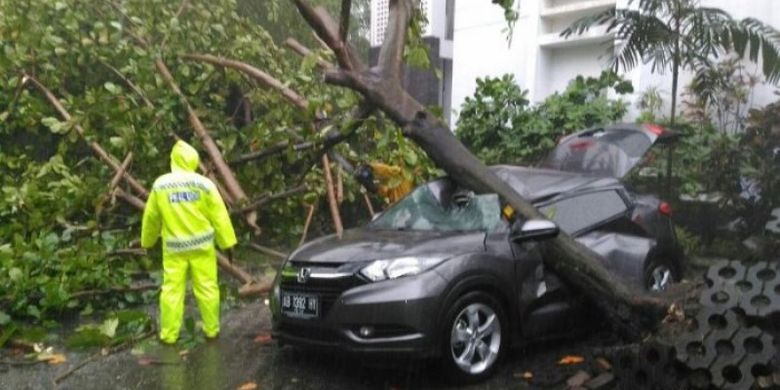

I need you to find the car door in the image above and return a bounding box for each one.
[537,189,652,286]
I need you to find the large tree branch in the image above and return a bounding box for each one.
[232,185,307,215]
[285,38,334,70]
[181,53,310,110]
[291,0,364,72]
[375,0,411,79]
[339,0,352,42]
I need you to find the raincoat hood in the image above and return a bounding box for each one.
[170,140,200,172]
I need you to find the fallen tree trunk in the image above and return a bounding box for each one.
[292,0,670,336]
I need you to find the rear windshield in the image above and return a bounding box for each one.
[369,184,501,232]
[542,129,651,177]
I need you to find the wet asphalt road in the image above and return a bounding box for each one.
[1,301,610,390]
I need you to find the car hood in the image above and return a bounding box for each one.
[288,228,487,263]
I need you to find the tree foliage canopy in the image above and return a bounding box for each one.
[0,0,434,322]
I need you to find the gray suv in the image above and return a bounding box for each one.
[270,124,684,382]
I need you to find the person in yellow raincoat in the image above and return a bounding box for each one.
[355,162,414,204]
[141,140,237,344]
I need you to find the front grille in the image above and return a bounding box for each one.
[280,266,365,318]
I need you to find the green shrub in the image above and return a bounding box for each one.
[456,70,632,165]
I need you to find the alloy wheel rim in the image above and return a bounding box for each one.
[450,302,501,375]
[649,265,673,291]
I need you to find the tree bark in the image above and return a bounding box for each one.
[292,0,670,336]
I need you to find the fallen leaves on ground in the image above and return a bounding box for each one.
[237,381,258,390]
[595,357,612,371]
[137,357,158,366]
[36,352,67,365]
[557,355,585,365]
[513,371,533,381]
[253,332,272,344]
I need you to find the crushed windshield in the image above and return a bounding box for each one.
[370,184,502,232]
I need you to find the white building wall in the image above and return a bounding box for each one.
[451,2,527,116]
[450,0,780,125]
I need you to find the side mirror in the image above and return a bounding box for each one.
[510,219,560,242]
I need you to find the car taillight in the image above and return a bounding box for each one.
[646,123,666,135]
[659,201,672,216]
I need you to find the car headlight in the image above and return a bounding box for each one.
[359,256,446,282]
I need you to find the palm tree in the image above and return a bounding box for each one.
[561,0,780,126]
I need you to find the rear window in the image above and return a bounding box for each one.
[539,190,628,234]
[542,129,652,177]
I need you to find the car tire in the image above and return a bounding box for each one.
[439,291,507,384]
[645,258,679,292]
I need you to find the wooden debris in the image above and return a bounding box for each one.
[284,37,334,69]
[299,204,316,246]
[558,355,585,365]
[237,382,258,390]
[54,329,154,384]
[584,372,614,389]
[237,278,274,297]
[595,357,612,371]
[322,154,343,238]
[566,370,591,388]
[246,243,288,260]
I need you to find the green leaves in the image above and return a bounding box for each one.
[41,117,69,134]
[457,71,630,166]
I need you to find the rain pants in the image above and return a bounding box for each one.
[141,140,237,343]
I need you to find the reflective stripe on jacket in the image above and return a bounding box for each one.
[141,140,237,257]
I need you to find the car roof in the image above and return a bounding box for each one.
[490,165,622,202]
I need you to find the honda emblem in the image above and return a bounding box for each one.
[297,267,311,284]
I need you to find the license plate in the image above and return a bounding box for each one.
[280,292,319,319]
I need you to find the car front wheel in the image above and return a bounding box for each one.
[440,291,507,383]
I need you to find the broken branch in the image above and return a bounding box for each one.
[232,186,307,215]
[291,0,364,72]
[25,75,149,198]
[284,38,334,69]
[246,243,288,259]
[321,154,343,238]
[299,203,316,246]
[180,53,309,110]
[68,283,158,299]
